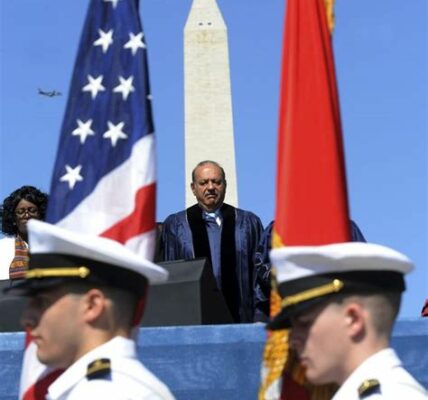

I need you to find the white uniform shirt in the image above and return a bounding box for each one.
[46,336,175,400]
[0,237,15,280]
[332,348,427,400]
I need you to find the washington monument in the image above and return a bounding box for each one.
[184,0,238,207]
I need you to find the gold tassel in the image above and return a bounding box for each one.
[323,0,335,33]
[259,230,338,400]
[259,269,288,399]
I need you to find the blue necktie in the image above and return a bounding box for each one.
[204,211,222,226]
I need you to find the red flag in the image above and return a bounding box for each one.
[274,0,350,247]
[260,0,351,399]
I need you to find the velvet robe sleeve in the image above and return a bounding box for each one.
[235,210,267,322]
[350,220,366,242]
[254,221,274,301]
[161,211,195,262]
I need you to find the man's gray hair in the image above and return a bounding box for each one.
[191,160,226,183]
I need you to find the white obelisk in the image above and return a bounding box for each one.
[184,0,238,207]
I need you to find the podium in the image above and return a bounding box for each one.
[0,258,233,332]
[0,280,26,332]
[142,258,233,326]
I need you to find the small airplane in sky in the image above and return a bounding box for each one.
[38,88,62,97]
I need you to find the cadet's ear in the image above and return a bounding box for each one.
[344,302,367,341]
[82,288,107,322]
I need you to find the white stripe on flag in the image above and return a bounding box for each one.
[125,229,156,261]
[20,342,51,398]
[57,133,155,235]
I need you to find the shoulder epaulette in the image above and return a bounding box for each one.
[358,379,380,398]
[86,358,111,380]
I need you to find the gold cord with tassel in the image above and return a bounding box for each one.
[323,0,335,33]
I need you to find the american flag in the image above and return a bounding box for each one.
[46,0,156,256]
[20,0,156,398]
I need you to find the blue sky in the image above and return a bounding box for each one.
[0,0,426,318]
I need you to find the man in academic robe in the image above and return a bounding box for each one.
[162,160,265,323]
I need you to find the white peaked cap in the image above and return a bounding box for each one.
[26,220,168,284]
[267,242,413,330]
[270,242,413,285]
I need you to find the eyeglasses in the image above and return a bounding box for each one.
[15,207,39,216]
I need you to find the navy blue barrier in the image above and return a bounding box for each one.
[0,320,426,400]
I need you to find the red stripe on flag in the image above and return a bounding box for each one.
[25,330,33,348]
[100,183,156,243]
[280,373,309,400]
[22,370,63,400]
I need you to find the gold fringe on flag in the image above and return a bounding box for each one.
[323,0,336,33]
[258,269,287,400]
[259,239,337,400]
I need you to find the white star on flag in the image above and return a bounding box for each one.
[60,165,83,190]
[82,75,106,99]
[72,119,95,144]
[93,29,114,53]
[103,121,128,146]
[103,0,120,8]
[113,76,135,100]
[123,32,146,56]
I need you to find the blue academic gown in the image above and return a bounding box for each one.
[162,204,265,323]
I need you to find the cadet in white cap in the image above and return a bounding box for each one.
[6,220,175,400]
[268,242,427,399]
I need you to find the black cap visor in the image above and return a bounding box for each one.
[4,253,148,297]
[266,270,405,330]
